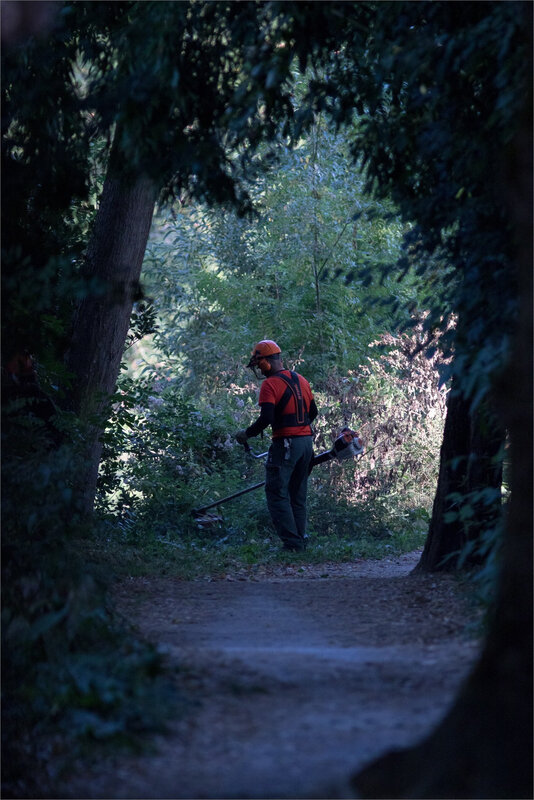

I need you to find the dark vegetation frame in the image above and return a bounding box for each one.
[2,1,531,796]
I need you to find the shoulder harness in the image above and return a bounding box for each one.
[271,371,310,431]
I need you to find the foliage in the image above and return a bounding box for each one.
[0,410,179,796]
[310,320,449,508]
[296,0,527,404]
[111,96,447,538]
[98,117,444,560]
[95,316,446,568]
[93,63,450,583]
[97,369,244,527]
[138,107,418,395]
[61,0,311,207]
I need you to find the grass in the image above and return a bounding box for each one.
[84,500,429,581]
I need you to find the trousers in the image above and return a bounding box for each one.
[265,436,313,550]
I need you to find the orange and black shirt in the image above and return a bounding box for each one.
[246,370,317,440]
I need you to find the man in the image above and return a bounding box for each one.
[235,340,318,551]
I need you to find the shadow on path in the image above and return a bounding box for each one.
[62,552,481,799]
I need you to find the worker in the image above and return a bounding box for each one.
[235,340,318,552]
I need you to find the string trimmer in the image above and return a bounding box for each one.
[192,428,364,517]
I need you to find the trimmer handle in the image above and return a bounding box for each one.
[241,440,268,459]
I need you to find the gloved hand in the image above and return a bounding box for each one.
[235,429,249,445]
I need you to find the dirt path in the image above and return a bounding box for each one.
[64,551,482,799]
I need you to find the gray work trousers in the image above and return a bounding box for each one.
[265,436,313,550]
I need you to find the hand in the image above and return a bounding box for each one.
[341,426,362,446]
[235,430,248,445]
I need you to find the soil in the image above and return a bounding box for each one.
[62,550,482,799]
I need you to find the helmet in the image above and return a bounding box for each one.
[247,340,281,373]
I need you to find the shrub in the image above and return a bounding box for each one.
[309,321,448,515]
[96,322,447,560]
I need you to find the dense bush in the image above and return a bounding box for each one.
[95,320,446,565]
[1,393,179,795]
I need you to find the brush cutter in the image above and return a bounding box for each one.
[192,428,364,517]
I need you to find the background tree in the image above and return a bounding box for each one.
[416,381,505,572]
[139,103,412,390]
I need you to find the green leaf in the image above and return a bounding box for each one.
[29,605,69,641]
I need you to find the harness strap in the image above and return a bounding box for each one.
[272,371,309,430]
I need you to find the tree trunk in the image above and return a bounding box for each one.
[416,380,504,572]
[350,90,532,800]
[66,141,158,515]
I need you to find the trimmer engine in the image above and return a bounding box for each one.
[310,427,364,470]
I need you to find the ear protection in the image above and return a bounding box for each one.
[257,357,272,373]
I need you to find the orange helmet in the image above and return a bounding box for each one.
[247,340,281,372]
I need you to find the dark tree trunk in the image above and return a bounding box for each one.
[66,140,158,515]
[351,92,532,800]
[416,381,505,572]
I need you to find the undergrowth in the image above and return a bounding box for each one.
[89,490,429,581]
[92,324,444,580]
[1,417,183,798]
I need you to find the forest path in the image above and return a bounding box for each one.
[65,551,481,799]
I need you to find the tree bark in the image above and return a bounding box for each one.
[66,140,158,515]
[416,380,504,572]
